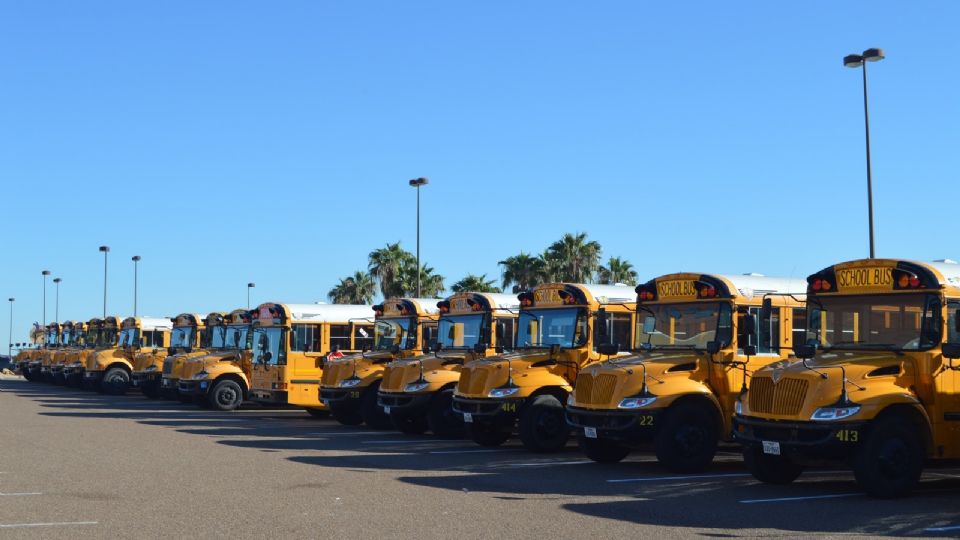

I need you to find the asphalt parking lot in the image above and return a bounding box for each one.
[1,376,959,539]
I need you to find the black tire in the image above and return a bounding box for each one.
[361,382,393,430]
[466,422,511,447]
[329,401,365,426]
[140,381,161,399]
[100,367,130,395]
[653,401,720,473]
[518,394,570,453]
[305,408,329,418]
[177,391,194,404]
[743,446,803,484]
[391,412,429,435]
[852,416,923,498]
[207,379,244,411]
[52,373,66,386]
[426,389,464,439]
[579,436,630,463]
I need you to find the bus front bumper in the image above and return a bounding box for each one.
[319,387,363,409]
[733,415,870,460]
[249,389,287,404]
[178,379,209,396]
[452,396,522,427]
[83,370,104,385]
[565,405,662,443]
[377,391,432,415]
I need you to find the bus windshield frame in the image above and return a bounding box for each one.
[84,330,99,349]
[252,326,284,365]
[99,328,118,347]
[118,328,140,349]
[438,313,489,350]
[212,324,252,351]
[169,326,195,349]
[808,292,941,353]
[634,301,733,351]
[516,307,588,349]
[375,317,417,351]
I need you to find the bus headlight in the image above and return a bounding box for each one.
[488,386,520,398]
[811,405,861,421]
[617,396,657,409]
[404,381,430,393]
[340,378,362,388]
[144,365,157,372]
[192,371,209,380]
[735,399,743,415]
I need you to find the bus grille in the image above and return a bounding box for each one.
[749,377,808,416]
[575,373,618,406]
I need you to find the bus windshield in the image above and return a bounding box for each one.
[517,308,588,349]
[252,327,283,364]
[635,302,733,350]
[169,326,195,349]
[808,293,941,352]
[438,313,487,349]
[46,330,58,345]
[212,324,251,350]
[99,329,118,347]
[118,328,140,348]
[85,330,99,348]
[375,318,416,351]
[61,330,72,346]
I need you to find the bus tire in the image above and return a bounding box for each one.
[466,422,511,447]
[579,436,630,463]
[100,367,130,395]
[177,392,193,404]
[391,412,429,435]
[305,408,329,419]
[426,389,464,439]
[330,401,364,426]
[518,394,569,453]
[208,379,244,411]
[743,446,803,484]
[140,381,161,399]
[653,401,719,473]
[852,416,923,499]
[361,383,393,430]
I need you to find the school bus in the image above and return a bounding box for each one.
[319,299,439,427]
[63,318,103,387]
[566,273,806,471]
[158,313,210,400]
[15,345,41,381]
[36,323,63,382]
[83,316,171,394]
[131,313,201,398]
[178,309,254,410]
[734,258,960,498]
[79,316,121,391]
[250,303,376,417]
[453,284,636,452]
[50,321,86,385]
[377,292,519,436]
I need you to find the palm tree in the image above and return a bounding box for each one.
[545,232,602,283]
[368,242,415,298]
[498,252,547,293]
[451,274,502,293]
[400,263,446,298]
[328,271,376,304]
[597,256,638,286]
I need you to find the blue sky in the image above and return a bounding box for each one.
[1,1,958,347]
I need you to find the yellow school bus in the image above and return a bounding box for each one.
[249,303,375,417]
[64,318,103,387]
[36,323,63,382]
[80,316,121,391]
[16,345,41,381]
[178,309,255,411]
[320,299,439,427]
[50,321,86,385]
[377,292,519,436]
[453,284,636,452]
[566,273,806,471]
[734,258,960,498]
[84,316,172,394]
[158,313,210,400]
[130,313,200,398]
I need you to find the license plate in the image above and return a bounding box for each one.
[584,426,598,439]
[463,412,473,423]
[383,406,391,414]
[762,441,781,455]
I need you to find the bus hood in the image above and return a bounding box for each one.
[456,350,572,398]
[571,351,707,409]
[321,351,396,387]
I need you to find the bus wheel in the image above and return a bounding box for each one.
[743,446,803,484]
[654,402,719,473]
[330,401,364,426]
[466,422,511,447]
[519,394,570,453]
[579,436,630,463]
[361,384,393,430]
[305,408,329,419]
[427,389,464,439]
[208,380,244,411]
[101,368,130,396]
[177,392,194,404]
[852,416,923,498]
[392,412,429,435]
[140,382,160,399]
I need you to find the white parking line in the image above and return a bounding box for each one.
[0,492,42,496]
[0,521,98,528]
[362,440,445,444]
[306,432,386,436]
[607,473,751,483]
[428,449,510,455]
[509,461,592,468]
[926,524,960,533]
[740,493,860,504]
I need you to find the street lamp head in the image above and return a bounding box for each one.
[53,278,61,284]
[862,48,885,62]
[99,246,110,253]
[843,54,864,68]
[132,255,141,262]
[408,177,429,187]
[42,270,51,276]
[247,283,256,288]
[7,298,13,302]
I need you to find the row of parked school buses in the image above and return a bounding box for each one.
[14,257,960,498]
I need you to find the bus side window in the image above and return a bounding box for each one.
[329,324,350,352]
[739,307,779,354]
[947,301,960,344]
[592,313,632,351]
[353,324,374,351]
[495,318,515,349]
[290,324,320,353]
[422,324,438,347]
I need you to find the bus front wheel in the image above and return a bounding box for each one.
[466,422,510,447]
[743,446,803,484]
[101,368,130,396]
[427,389,464,439]
[654,401,719,473]
[852,416,923,499]
[330,401,364,426]
[579,436,630,463]
[208,379,244,411]
[518,394,570,453]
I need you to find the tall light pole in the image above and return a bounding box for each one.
[408,177,429,297]
[7,298,13,358]
[844,47,885,259]
[132,256,141,317]
[41,270,50,327]
[99,246,110,317]
[247,283,256,309]
[53,278,61,322]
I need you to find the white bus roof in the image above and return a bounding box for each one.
[280,303,375,323]
[719,274,807,298]
[396,298,442,316]
[574,284,637,304]
[447,292,522,310]
[140,317,174,331]
[926,259,960,287]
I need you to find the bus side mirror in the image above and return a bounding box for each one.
[434,342,443,352]
[597,308,608,338]
[954,309,960,334]
[743,314,758,355]
[642,316,656,335]
[943,343,960,359]
[796,342,817,359]
[422,343,431,353]
[597,342,619,356]
[549,344,560,357]
[473,343,486,354]
[760,298,772,327]
[706,341,721,354]
[495,323,504,345]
